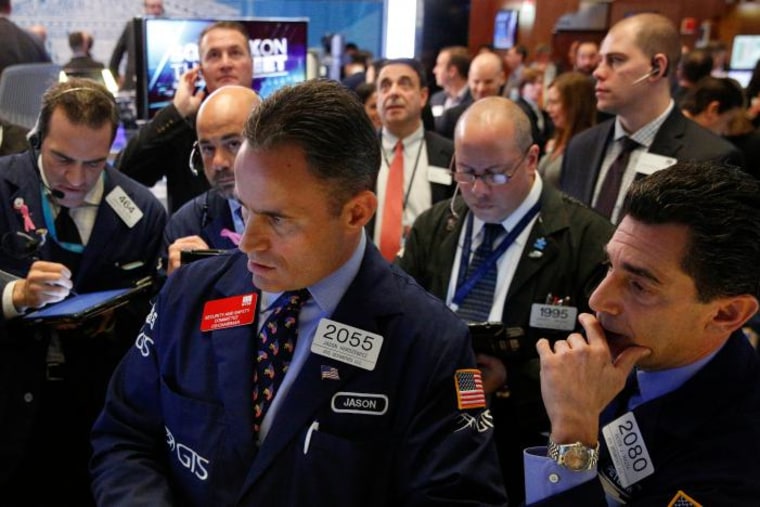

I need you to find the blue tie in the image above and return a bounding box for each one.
[456,223,504,322]
[252,289,310,434]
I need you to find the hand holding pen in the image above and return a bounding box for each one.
[12,260,74,312]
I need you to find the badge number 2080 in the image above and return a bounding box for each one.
[311,318,383,371]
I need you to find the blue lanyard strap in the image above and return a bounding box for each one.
[452,201,541,308]
[39,185,85,254]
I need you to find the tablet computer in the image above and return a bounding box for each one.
[22,285,149,325]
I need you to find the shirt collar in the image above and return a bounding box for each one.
[613,100,674,148]
[635,342,720,404]
[472,174,542,242]
[259,232,366,316]
[382,124,424,151]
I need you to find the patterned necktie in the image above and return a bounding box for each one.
[595,137,640,219]
[252,289,310,434]
[55,206,82,244]
[380,140,404,261]
[456,223,504,322]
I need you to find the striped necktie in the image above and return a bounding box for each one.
[456,223,504,322]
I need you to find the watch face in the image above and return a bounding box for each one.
[563,446,590,470]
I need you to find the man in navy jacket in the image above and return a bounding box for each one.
[0,79,166,506]
[527,162,760,505]
[91,79,507,506]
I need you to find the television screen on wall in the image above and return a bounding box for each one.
[730,34,760,71]
[493,10,518,50]
[134,17,308,119]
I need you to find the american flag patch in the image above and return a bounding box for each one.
[668,491,702,507]
[320,365,340,380]
[454,369,486,410]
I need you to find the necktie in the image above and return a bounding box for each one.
[456,223,504,322]
[380,140,404,261]
[594,137,640,219]
[252,289,310,434]
[55,206,82,244]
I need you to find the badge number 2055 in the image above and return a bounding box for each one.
[311,318,384,371]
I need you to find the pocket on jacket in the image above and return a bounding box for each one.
[295,428,394,506]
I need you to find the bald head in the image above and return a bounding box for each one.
[456,97,533,151]
[610,13,681,77]
[468,52,506,100]
[454,97,538,223]
[196,85,261,197]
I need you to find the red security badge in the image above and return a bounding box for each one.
[201,293,258,332]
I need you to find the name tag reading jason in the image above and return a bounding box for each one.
[529,303,577,331]
[311,319,383,371]
[200,293,257,332]
[105,186,143,228]
[602,411,655,488]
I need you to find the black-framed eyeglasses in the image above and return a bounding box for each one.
[188,136,244,175]
[450,148,530,186]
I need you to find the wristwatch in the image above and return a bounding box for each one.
[547,439,600,471]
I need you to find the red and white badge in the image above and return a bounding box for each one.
[201,293,257,332]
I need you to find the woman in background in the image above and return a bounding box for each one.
[539,71,596,187]
[355,82,382,131]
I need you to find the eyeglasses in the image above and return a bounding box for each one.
[450,149,530,186]
[188,136,244,175]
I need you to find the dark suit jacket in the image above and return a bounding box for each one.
[0,152,166,503]
[62,55,105,71]
[116,103,210,213]
[397,183,613,503]
[430,88,473,137]
[367,130,455,237]
[91,247,508,506]
[560,107,744,205]
[531,332,760,506]
[0,18,50,77]
[436,101,468,140]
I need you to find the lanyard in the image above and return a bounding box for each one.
[452,202,541,309]
[39,186,85,253]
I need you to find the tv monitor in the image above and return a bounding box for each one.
[493,10,519,50]
[730,35,760,71]
[728,69,752,89]
[134,17,308,120]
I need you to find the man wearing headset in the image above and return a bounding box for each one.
[397,97,613,505]
[0,79,166,505]
[560,13,742,224]
[161,85,260,276]
[117,21,254,214]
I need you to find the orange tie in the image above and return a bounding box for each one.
[380,140,404,261]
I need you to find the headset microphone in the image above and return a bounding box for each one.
[47,186,66,200]
[631,67,659,85]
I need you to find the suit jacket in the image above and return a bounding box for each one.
[116,103,210,213]
[90,246,508,507]
[367,130,455,237]
[0,151,167,502]
[430,88,473,136]
[0,18,50,76]
[397,183,613,503]
[531,332,760,506]
[560,107,744,205]
[437,101,469,140]
[62,55,105,71]
[161,190,238,269]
